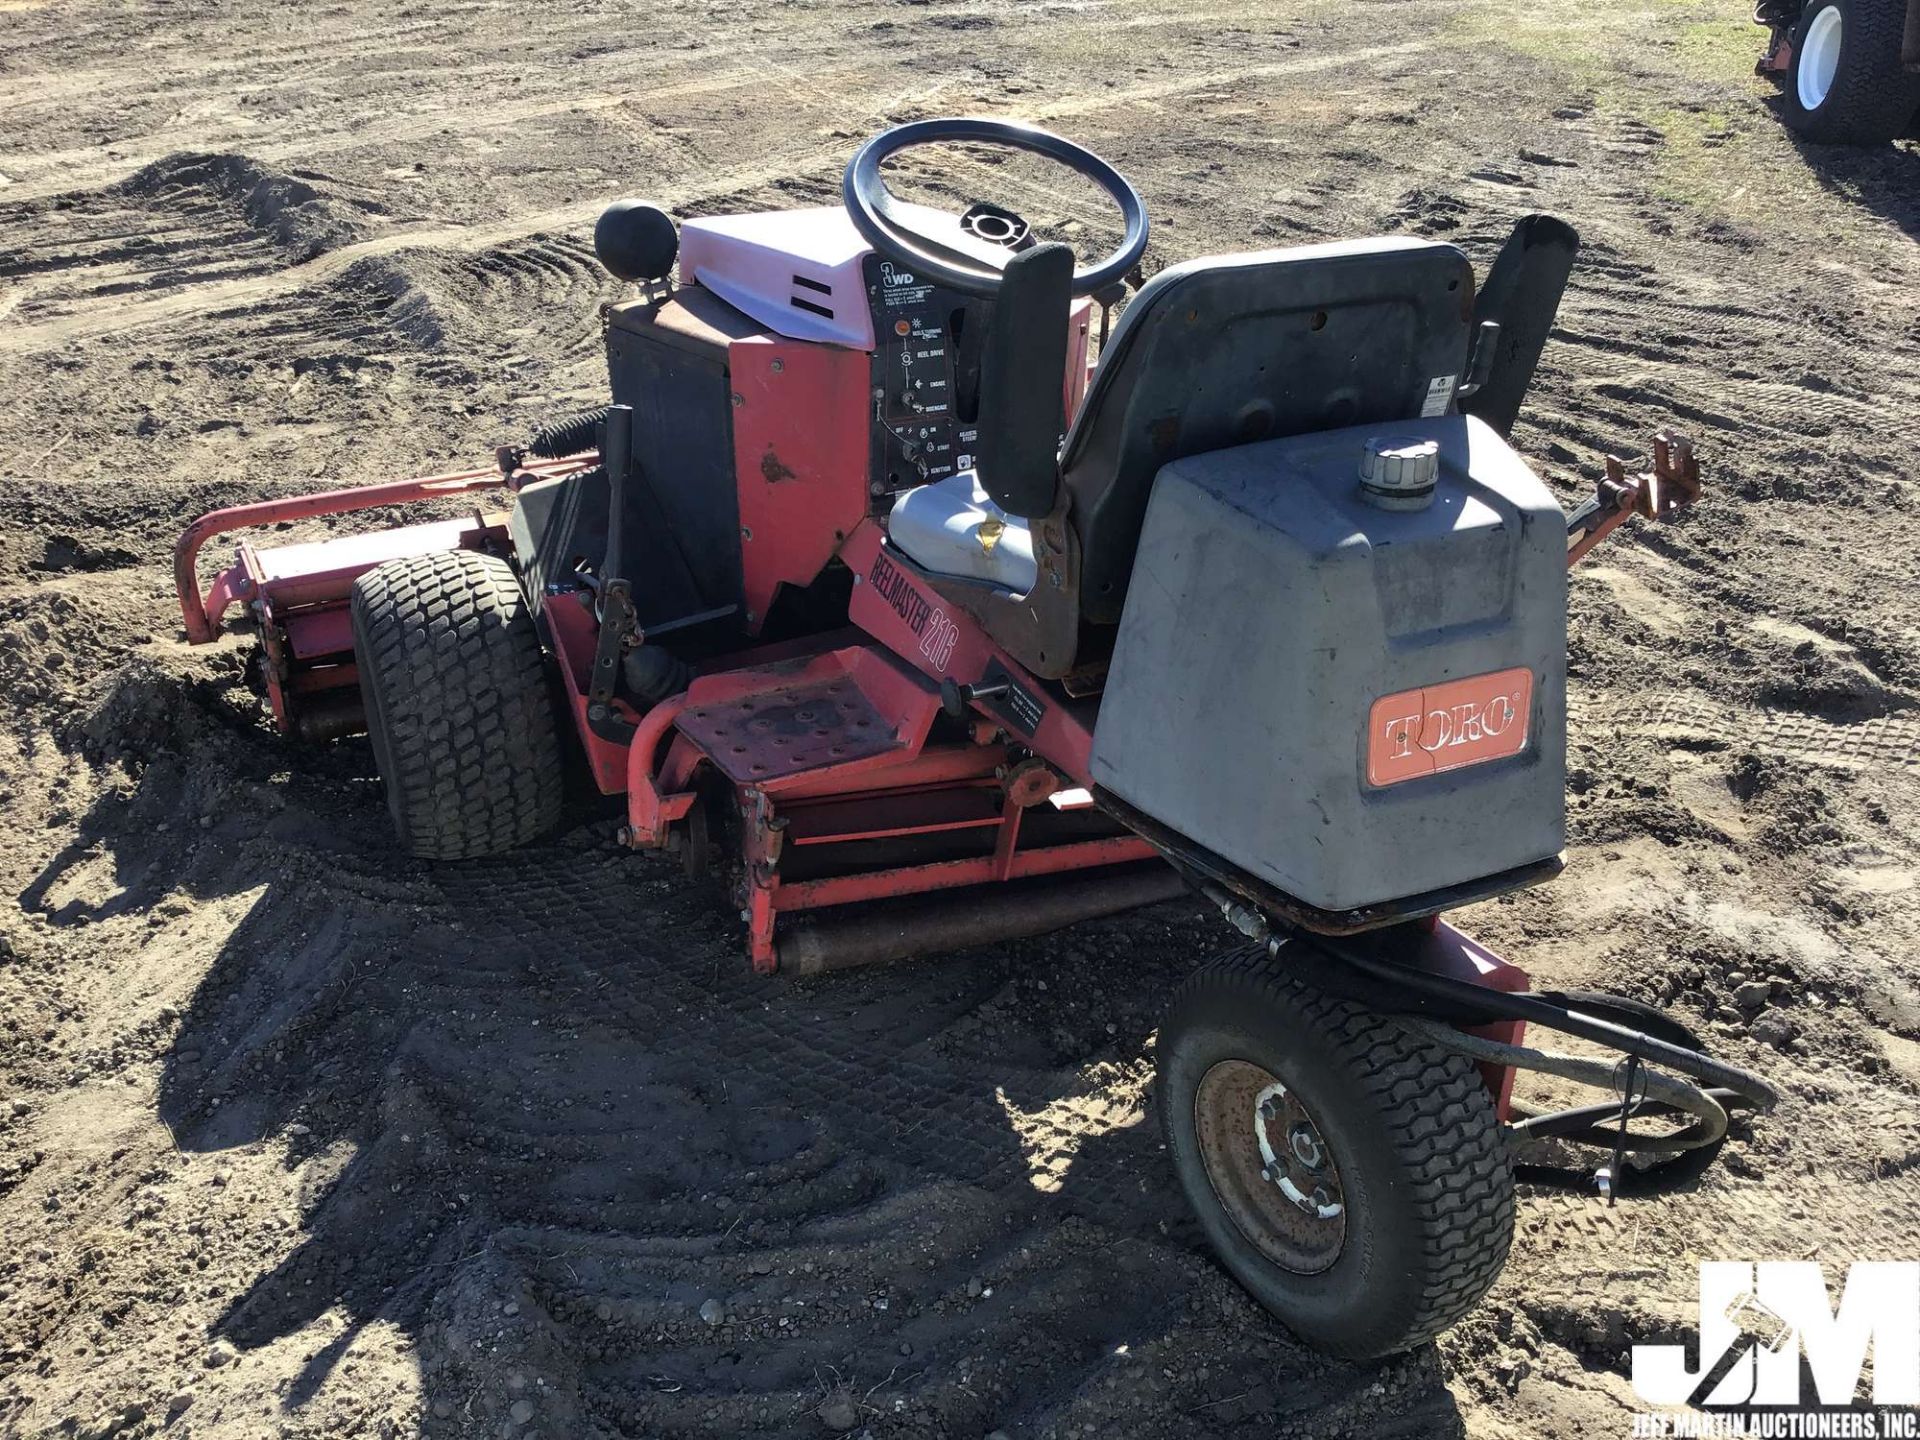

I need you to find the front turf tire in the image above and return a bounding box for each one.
[1158,946,1515,1358]
[350,549,563,859]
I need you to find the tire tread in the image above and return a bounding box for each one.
[1163,944,1514,1355]
[350,549,562,859]
[1788,0,1920,143]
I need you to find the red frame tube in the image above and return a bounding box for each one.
[774,834,1158,912]
[174,456,595,643]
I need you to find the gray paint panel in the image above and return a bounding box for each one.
[1090,414,1567,912]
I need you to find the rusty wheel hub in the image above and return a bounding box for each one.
[1193,1059,1346,1275]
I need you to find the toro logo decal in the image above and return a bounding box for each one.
[867,550,956,672]
[1366,667,1532,787]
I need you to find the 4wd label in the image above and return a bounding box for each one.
[1366,667,1532,787]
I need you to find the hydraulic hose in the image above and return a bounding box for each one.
[1300,932,1779,1112]
[1401,1019,1730,1154]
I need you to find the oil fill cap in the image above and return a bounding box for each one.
[1358,435,1439,511]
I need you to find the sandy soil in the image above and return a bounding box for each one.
[3,0,1919,1437]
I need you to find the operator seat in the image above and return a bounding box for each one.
[887,473,1040,594]
[888,235,1483,678]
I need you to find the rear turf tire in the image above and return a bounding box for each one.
[1158,945,1514,1358]
[350,549,563,859]
[1783,0,1920,144]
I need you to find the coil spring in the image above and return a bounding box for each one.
[526,406,610,459]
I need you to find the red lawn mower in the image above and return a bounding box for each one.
[177,119,1774,1358]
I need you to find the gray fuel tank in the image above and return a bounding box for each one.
[1089,414,1567,913]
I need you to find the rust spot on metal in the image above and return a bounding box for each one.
[760,449,797,484]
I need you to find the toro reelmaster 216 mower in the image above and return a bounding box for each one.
[177,119,1776,1358]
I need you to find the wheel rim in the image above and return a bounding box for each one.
[1799,5,1843,112]
[1193,1059,1346,1275]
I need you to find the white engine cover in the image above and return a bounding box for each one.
[678,202,1000,351]
[678,207,877,349]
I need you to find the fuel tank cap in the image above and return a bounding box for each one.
[1358,435,1440,511]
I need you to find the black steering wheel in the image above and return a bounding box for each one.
[842,117,1149,299]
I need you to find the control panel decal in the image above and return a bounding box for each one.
[864,253,980,510]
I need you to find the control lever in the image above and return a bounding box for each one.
[587,405,640,728]
[940,675,1012,719]
[1092,278,1129,351]
[1454,321,1502,400]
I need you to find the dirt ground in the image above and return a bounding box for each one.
[2,0,1919,1436]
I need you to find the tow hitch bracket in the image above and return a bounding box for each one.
[1566,430,1701,566]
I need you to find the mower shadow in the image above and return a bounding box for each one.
[129,811,1470,1438]
[1762,92,1920,239]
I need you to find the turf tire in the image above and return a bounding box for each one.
[350,549,563,859]
[1158,945,1515,1358]
[1783,0,1920,144]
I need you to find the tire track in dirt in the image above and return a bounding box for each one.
[1553,332,1920,444]
[0,154,382,327]
[342,234,613,361]
[1029,39,1435,119]
[6,0,1347,203]
[0,126,883,356]
[0,40,1438,358]
[1577,691,1920,772]
[103,803,1390,1439]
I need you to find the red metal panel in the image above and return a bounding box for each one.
[774,742,1003,801]
[840,522,1101,783]
[680,669,903,785]
[729,334,872,633]
[544,591,640,795]
[1407,920,1531,1119]
[288,662,359,694]
[283,604,353,661]
[690,626,865,675]
[780,785,1001,846]
[252,517,487,611]
[624,647,956,848]
[676,646,941,793]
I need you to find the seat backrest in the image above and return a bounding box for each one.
[1061,237,1475,626]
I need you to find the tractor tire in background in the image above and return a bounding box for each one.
[350,549,563,860]
[1157,946,1514,1358]
[1782,0,1920,143]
